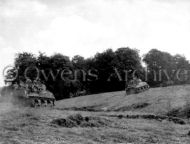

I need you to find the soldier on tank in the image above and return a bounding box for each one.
[132,76,141,85]
[33,79,39,93]
[26,78,32,92]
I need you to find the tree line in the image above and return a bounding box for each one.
[4,47,190,100]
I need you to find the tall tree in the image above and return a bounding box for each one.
[143,49,178,86]
[14,52,37,83]
[72,55,85,69]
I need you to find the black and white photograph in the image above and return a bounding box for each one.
[1,0,190,143]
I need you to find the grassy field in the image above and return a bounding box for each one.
[1,85,190,143]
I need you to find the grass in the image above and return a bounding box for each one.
[56,85,190,115]
[1,85,190,143]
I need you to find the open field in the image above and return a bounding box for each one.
[1,85,190,143]
[56,85,190,115]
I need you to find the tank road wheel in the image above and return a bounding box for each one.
[32,99,39,107]
[37,99,41,107]
[50,100,55,107]
[44,100,48,107]
[32,99,36,107]
[52,99,55,106]
[125,88,130,95]
[144,85,149,90]
[47,100,53,107]
[137,89,140,94]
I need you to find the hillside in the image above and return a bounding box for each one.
[56,85,190,116]
[1,85,190,143]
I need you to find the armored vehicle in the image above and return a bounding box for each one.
[125,78,149,95]
[5,79,55,107]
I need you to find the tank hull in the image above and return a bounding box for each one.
[27,92,55,107]
[126,81,149,95]
[10,88,55,107]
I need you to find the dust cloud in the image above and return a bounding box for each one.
[0,88,19,116]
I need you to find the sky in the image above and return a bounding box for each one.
[0,0,190,86]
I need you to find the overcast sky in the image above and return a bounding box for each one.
[0,0,190,86]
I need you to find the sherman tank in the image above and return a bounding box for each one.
[125,78,149,95]
[5,79,55,107]
[23,79,55,107]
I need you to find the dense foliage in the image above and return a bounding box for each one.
[143,49,190,87]
[4,47,190,100]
